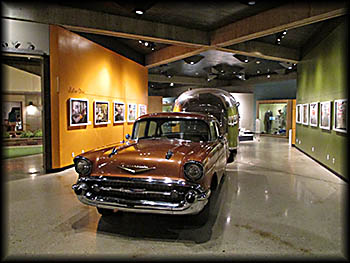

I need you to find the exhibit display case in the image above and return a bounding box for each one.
[256,99,293,138]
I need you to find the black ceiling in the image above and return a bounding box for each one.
[5,1,345,97]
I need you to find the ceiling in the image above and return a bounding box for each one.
[2,1,347,97]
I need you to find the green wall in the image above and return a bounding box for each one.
[296,20,347,179]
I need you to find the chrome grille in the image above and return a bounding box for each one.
[78,176,199,203]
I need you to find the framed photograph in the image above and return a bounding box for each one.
[113,101,125,123]
[138,104,147,117]
[70,98,89,126]
[309,102,318,127]
[127,103,137,122]
[320,101,331,130]
[296,104,302,124]
[333,99,347,133]
[94,101,110,125]
[302,103,309,125]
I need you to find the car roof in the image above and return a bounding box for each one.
[137,112,218,122]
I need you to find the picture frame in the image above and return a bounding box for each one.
[302,103,309,125]
[333,99,347,133]
[320,101,331,130]
[69,98,90,126]
[138,104,147,117]
[296,104,302,124]
[94,100,110,125]
[113,101,125,123]
[127,103,137,122]
[309,102,318,127]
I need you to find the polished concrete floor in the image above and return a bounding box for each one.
[3,137,347,260]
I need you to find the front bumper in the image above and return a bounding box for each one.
[72,176,210,215]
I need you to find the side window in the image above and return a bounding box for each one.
[209,121,218,141]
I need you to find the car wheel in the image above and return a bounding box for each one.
[96,207,114,216]
[227,150,235,163]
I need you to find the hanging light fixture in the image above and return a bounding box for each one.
[183,55,205,65]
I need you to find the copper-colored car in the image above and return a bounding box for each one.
[72,112,228,216]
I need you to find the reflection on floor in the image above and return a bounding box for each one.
[4,137,347,259]
[2,153,44,181]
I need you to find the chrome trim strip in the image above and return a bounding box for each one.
[99,186,176,197]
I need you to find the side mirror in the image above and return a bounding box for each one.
[125,134,131,140]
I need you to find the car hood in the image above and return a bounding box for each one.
[86,138,210,179]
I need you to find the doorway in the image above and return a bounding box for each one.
[2,53,51,181]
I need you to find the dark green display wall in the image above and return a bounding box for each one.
[296,20,347,179]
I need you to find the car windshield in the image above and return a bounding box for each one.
[132,118,211,142]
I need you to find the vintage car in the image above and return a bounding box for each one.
[72,112,228,217]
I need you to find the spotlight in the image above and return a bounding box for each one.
[135,9,144,15]
[27,42,35,50]
[144,41,149,46]
[1,42,8,48]
[256,60,261,64]
[13,41,21,49]
[170,82,174,86]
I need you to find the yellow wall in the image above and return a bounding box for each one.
[50,26,148,168]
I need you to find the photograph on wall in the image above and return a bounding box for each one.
[296,104,302,124]
[127,103,137,122]
[138,104,147,117]
[94,101,110,125]
[320,101,331,130]
[302,103,309,125]
[70,98,89,126]
[333,99,347,133]
[309,102,318,127]
[113,101,125,123]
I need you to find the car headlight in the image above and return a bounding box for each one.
[74,157,92,176]
[184,161,204,181]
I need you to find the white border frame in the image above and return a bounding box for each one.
[94,100,110,125]
[127,103,137,122]
[138,104,147,117]
[302,103,309,125]
[319,101,331,130]
[309,102,318,127]
[113,101,125,124]
[296,104,302,124]
[69,98,90,126]
[333,99,347,133]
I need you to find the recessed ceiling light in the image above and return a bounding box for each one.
[135,10,143,15]
[267,74,271,78]
[256,60,261,64]
[170,82,174,86]
[257,70,261,74]
[144,42,149,46]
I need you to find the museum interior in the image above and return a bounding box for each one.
[1,1,348,260]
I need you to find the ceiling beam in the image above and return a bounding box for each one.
[148,74,232,86]
[1,1,209,47]
[217,41,300,64]
[145,46,210,68]
[211,1,347,47]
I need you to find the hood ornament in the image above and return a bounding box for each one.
[118,164,156,174]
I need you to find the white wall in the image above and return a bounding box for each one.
[231,93,254,131]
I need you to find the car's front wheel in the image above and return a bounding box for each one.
[96,207,115,216]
